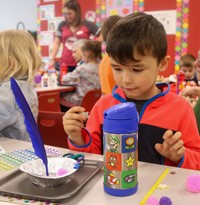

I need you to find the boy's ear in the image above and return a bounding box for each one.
[159,55,170,72]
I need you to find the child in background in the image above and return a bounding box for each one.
[195,50,200,83]
[98,15,122,95]
[180,52,200,134]
[180,86,200,134]
[180,53,198,86]
[61,40,101,106]
[71,39,87,65]
[63,12,200,170]
[0,30,42,141]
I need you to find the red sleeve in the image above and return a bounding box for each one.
[165,101,200,170]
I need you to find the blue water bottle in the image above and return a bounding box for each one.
[103,102,138,196]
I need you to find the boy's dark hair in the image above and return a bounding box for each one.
[101,15,122,41]
[64,0,81,26]
[106,12,167,65]
[81,40,102,60]
[180,53,196,68]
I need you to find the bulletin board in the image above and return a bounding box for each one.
[37,0,64,64]
[37,0,192,77]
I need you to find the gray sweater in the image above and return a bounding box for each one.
[0,80,38,141]
[62,62,100,105]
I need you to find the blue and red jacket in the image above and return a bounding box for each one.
[68,83,200,170]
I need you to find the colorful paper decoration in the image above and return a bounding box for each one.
[101,0,106,23]
[62,0,65,12]
[96,0,101,26]
[106,0,133,17]
[37,0,41,53]
[96,0,144,25]
[133,0,144,12]
[175,0,190,72]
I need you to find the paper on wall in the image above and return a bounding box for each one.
[145,10,177,35]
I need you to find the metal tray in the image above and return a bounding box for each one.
[0,159,103,203]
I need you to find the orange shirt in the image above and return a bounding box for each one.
[98,54,116,95]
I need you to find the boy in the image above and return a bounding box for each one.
[98,15,122,94]
[180,50,200,133]
[63,12,200,170]
[180,53,198,86]
[196,50,200,82]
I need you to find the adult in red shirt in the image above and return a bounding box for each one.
[50,0,100,72]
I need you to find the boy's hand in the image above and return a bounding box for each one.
[155,130,185,163]
[180,86,200,98]
[63,106,88,146]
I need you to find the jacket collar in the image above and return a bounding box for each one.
[112,82,170,104]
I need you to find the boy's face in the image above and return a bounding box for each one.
[110,53,169,100]
[181,66,196,80]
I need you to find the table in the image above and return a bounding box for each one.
[0,138,200,205]
[35,85,76,96]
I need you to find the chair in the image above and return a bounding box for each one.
[81,89,102,112]
[38,92,61,112]
[60,89,102,113]
[37,111,68,148]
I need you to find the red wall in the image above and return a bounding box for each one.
[78,0,96,18]
[188,0,200,57]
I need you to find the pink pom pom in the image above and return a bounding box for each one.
[146,196,159,205]
[57,168,68,176]
[186,174,200,193]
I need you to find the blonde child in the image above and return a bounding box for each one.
[0,30,42,141]
[63,13,200,170]
[61,40,101,106]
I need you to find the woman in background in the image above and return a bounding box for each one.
[50,0,100,72]
[0,30,42,141]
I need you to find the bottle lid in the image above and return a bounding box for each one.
[103,102,138,134]
[104,102,137,120]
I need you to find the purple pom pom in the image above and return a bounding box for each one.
[146,196,159,205]
[186,174,200,193]
[159,196,172,205]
